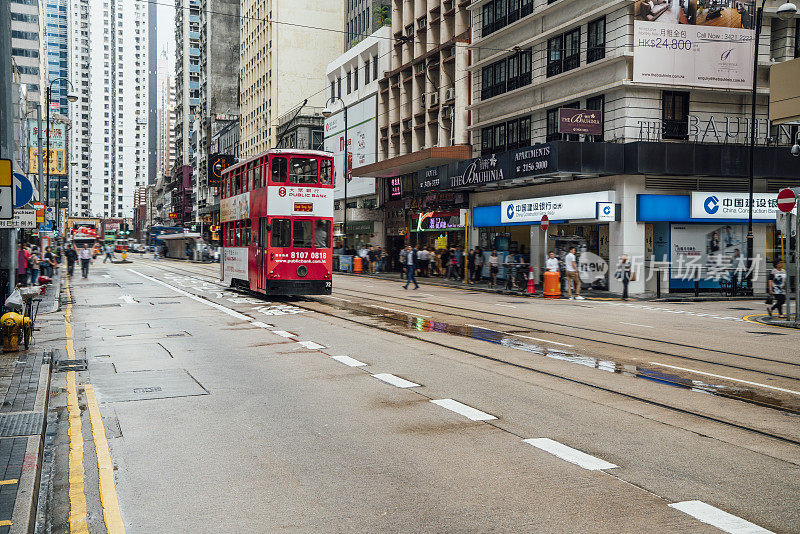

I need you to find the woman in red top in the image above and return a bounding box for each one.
[16,244,30,286]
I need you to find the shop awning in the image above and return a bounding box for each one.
[353,145,473,178]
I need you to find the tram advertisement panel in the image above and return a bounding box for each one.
[266,186,334,218]
[221,191,250,223]
[222,247,249,285]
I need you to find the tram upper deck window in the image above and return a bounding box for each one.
[320,159,332,185]
[271,218,291,247]
[272,157,287,183]
[293,220,313,248]
[290,158,318,184]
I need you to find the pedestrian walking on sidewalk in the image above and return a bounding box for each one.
[767,259,787,317]
[565,246,583,300]
[367,246,377,274]
[488,250,499,288]
[65,245,78,277]
[43,246,56,277]
[402,245,419,289]
[103,243,114,263]
[79,244,93,278]
[28,248,41,286]
[16,244,30,286]
[418,247,429,277]
[467,249,476,284]
[615,254,633,301]
[473,248,484,282]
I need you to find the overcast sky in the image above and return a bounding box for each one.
[155,1,175,72]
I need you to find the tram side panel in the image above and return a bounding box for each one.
[220,190,251,287]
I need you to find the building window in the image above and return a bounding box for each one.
[795,19,799,58]
[354,66,358,90]
[547,35,563,77]
[586,95,605,142]
[481,116,531,155]
[364,58,370,84]
[373,55,379,80]
[587,17,606,63]
[481,48,531,100]
[330,80,335,100]
[346,71,351,94]
[337,77,341,99]
[564,27,581,71]
[482,0,533,36]
[662,91,690,140]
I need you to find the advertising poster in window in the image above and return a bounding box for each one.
[669,223,746,284]
[323,95,377,200]
[633,0,756,89]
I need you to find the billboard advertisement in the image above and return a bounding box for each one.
[28,122,67,175]
[323,95,377,200]
[633,0,756,89]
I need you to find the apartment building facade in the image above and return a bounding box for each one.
[453,0,799,295]
[9,0,46,109]
[67,0,92,216]
[239,0,344,156]
[88,0,150,218]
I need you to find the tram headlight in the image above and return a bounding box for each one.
[297,265,308,278]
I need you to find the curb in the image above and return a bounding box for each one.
[9,348,52,534]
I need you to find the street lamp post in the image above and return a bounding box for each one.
[322,98,348,252]
[45,77,78,237]
[746,2,797,290]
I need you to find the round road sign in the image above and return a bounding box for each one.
[12,173,33,208]
[777,188,797,213]
[541,214,549,231]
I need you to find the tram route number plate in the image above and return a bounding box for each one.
[294,202,313,212]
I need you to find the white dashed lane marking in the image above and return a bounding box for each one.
[669,501,773,534]
[331,355,367,367]
[250,322,274,328]
[297,341,326,350]
[602,302,743,321]
[619,322,653,328]
[271,330,296,338]
[523,438,618,471]
[372,373,420,388]
[430,399,497,421]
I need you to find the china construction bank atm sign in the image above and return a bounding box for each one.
[690,192,779,219]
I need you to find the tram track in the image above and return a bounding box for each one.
[330,287,800,381]
[140,260,800,447]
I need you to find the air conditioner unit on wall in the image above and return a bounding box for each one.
[428,92,439,106]
[441,106,452,118]
[421,93,426,106]
[444,87,455,102]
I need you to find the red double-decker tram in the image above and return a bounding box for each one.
[220,149,334,295]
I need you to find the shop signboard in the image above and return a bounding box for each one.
[208,154,235,188]
[451,153,509,189]
[323,95,377,200]
[558,109,603,135]
[510,144,556,180]
[633,2,755,90]
[417,165,450,193]
[345,220,374,235]
[690,192,779,220]
[388,177,402,199]
[501,191,616,224]
[0,209,35,229]
[414,211,463,232]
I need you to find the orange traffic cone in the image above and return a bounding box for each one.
[526,266,536,294]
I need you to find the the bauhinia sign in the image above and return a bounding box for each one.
[451,154,505,188]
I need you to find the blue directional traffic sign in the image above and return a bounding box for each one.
[38,220,53,232]
[13,173,33,209]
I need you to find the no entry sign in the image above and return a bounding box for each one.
[777,188,797,213]
[540,214,549,231]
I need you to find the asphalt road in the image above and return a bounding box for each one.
[46,259,800,533]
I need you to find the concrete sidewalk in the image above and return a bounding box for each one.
[0,270,63,533]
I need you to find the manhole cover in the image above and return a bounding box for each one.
[0,412,44,437]
[53,359,88,372]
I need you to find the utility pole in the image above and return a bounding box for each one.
[1,3,18,298]
[36,104,44,202]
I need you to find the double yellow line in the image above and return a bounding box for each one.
[64,278,126,533]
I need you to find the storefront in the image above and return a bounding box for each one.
[637,192,781,293]
[409,210,466,250]
[334,220,375,251]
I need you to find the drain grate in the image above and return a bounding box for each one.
[0,412,44,437]
[165,332,189,338]
[53,359,88,372]
[81,303,122,308]
[77,283,120,288]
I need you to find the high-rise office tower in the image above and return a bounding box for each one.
[239,0,344,156]
[9,0,46,109]
[88,0,150,218]
[156,51,176,182]
[344,0,390,51]
[67,0,92,216]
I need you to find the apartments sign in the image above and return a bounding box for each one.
[633,3,755,90]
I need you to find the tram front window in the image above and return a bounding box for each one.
[293,220,313,248]
[290,158,318,184]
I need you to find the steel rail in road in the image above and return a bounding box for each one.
[142,261,800,446]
